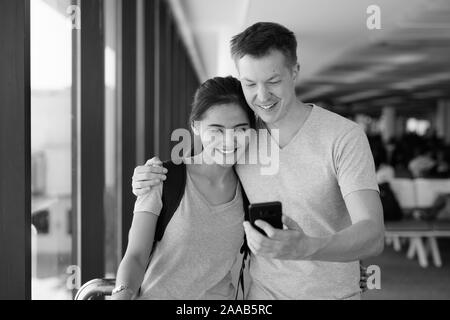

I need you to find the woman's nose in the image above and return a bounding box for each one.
[223,129,236,148]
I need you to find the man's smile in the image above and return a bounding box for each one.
[256,101,278,110]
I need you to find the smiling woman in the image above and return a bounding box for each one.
[113,76,253,300]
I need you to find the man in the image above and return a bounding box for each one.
[132,22,384,299]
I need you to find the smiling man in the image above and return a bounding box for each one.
[230,22,384,300]
[132,22,384,300]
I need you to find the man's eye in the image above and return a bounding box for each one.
[245,83,256,88]
[269,81,281,85]
[235,127,248,133]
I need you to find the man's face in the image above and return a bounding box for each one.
[236,50,299,125]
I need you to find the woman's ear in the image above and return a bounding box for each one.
[191,121,200,136]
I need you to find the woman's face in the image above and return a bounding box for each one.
[192,103,251,166]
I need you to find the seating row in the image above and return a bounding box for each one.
[385,178,450,267]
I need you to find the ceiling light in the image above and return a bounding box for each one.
[383,54,426,65]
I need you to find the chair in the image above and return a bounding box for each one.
[387,179,417,251]
[386,178,450,268]
[385,220,433,267]
[415,178,450,206]
[390,178,417,212]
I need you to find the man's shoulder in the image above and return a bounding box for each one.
[303,105,361,145]
[311,105,359,132]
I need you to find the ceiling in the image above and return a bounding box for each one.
[169,0,450,116]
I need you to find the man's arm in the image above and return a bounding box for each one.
[243,189,384,262]
[306,189,384,261]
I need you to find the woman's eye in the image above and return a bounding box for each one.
[234,128,249,136]
[245,83,256,88]
[269,81,281,85]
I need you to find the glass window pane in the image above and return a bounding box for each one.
[31,0,76,300]
[104,0,121,278]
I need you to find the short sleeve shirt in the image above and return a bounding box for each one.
[134,166,245,299]
[236,105,379,300]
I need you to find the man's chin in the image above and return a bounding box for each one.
[256,113,278,125]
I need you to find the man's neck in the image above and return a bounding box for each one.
[266,100,312,148]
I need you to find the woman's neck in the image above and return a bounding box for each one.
[187,153,234,183]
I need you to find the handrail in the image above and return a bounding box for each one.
[74,278,116,300]
[76,267,369,299]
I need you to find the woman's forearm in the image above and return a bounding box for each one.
[113,255,148,299]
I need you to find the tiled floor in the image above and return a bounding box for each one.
[363,238,450,299]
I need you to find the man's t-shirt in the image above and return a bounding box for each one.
[133,165,245,299]
[236,105,379,300]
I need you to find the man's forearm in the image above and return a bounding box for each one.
[303,220,384,262]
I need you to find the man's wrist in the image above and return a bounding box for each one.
[299,235,330,260]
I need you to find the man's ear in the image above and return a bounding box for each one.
[292,63,300,81]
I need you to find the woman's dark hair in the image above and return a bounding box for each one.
[189,76,255,128]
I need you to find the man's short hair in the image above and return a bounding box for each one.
[230,22,298,67]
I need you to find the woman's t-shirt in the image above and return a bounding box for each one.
[133,167,245,300]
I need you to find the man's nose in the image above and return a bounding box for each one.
[256,84,270,102]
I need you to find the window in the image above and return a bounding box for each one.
[31,0,76,300]
[1,0,200,299]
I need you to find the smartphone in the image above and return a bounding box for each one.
[248,201,283,236]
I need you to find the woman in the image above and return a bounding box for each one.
[112,76,255,300]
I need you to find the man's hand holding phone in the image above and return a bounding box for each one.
[248,202,283,236]
[244,206,320,260]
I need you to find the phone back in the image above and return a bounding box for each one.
[249,201,282,235]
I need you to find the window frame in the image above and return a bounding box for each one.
[0,0,32,300]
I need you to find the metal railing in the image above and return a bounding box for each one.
[75,265,370,300]
[74,278,116,300]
